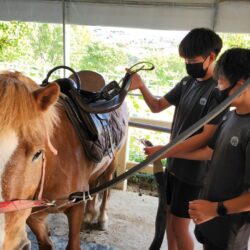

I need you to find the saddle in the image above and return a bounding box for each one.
[42,66,128,162]
[42,63,154,162]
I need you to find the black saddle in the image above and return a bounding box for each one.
[42,66,127,114]
[41,63,154,162]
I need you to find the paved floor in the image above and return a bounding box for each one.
[28,189,205,250]
[29,189,250,249]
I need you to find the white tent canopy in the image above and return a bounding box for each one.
[0,0,250,33]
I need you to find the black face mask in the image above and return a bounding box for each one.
[213,85,235,103]
[185,57,209,79]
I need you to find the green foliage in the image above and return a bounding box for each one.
[128,173,157,191]
[26,23,63,68]
[0,21,64,79]
[79,41,128,74]
[69,25,92,70]
[220,33,250,51]
[143,52,186,90]
[0,21,29,62]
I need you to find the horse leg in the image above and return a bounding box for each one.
[83,178,98,228]
[84,195,97,227]
[65,203,83,250]
[27,213,53,250]
[98,159,117,230]
[98,189,110,230]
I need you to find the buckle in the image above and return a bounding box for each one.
[101,81,121,100]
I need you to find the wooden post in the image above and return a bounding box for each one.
[115,128,130,190]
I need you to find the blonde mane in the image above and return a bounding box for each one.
[0,71,59,142]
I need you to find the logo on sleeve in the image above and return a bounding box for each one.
[200,98,207,106]
[230,136,239,147]
[183,80,187,85]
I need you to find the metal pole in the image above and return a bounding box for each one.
[129,121,171,133]
[62,0,66,77]
[212,0,219,31]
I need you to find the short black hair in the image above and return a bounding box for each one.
[214,48,250,86]
[179,28,222,58]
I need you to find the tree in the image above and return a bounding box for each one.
[69,25,92,70]
[220,33,250,51]
[79,41,128,77]
[0,21,29,62]
[26,23,63,68]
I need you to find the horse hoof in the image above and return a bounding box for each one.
[80,221,91,231]
[97,221,108,231]
[84,212,97,224]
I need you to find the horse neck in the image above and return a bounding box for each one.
[43,106,92,196]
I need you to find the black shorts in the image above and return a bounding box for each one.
[165,171,202,218]
[194,226,224,250]
[194,226,248,250]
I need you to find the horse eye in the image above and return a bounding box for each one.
[32,150,43,162]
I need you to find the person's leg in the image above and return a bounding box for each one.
[165,171,178,250]
[169,175,202,250]
[172,215,194,250]
[166,209,178,250]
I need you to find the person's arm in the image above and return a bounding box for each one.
[189,192,250,225]
[144,124,216,160]
[129,72,171,113]
[145,145,213,161]
[140,84,171,113]
[167,124,217,158]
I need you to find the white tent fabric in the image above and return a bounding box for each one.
[0,0,249,33]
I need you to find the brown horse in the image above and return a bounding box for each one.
[0,71,128,250]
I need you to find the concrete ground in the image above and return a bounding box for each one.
[29,189,204,250]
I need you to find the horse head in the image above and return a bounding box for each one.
[0,71,59,250]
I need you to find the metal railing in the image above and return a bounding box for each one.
[116,116,171,190]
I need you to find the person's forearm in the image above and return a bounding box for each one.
[166,124,217,158]
[167,134,209,158]
[174,146,213,161]
[224,192,250,214]
[139,84,162,113]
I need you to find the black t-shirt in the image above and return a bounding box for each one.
[198,111,250,249]
[164,76,224,185]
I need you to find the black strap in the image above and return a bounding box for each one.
[69,77,250,202]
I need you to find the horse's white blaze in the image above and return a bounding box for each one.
[0,130,19,247]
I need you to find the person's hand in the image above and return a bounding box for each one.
[189,200,218,225]
[144,145,163,156]
[126,69,144,91]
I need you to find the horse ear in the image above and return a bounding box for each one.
[33,83,60,111]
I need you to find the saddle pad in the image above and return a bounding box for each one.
[60,95,127,163]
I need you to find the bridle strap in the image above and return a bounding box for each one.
[37,126,58,200]
[0,155,47,213]
[37,154,46,200]
[0,127,58,213]
[0,200,46,213]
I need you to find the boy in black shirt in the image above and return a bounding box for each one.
[176,48,250,250]
[129,28,223,250]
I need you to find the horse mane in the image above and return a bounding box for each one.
[0,71,59,143]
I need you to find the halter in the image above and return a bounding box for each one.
[0,155,48,213]
[0,127,57,213]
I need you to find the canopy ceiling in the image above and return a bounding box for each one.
[0,0,250,33]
